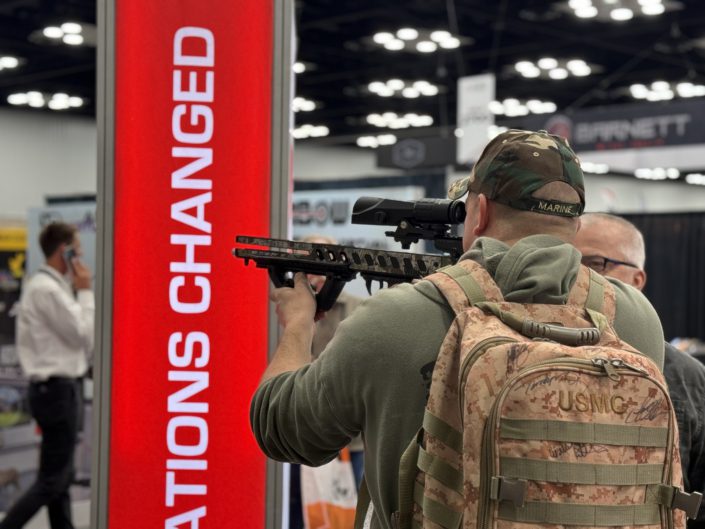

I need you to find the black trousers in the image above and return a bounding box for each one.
[0,378,80,529]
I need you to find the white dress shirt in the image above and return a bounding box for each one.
[16,264,94,380]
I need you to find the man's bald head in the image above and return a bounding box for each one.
[573,213,647,290]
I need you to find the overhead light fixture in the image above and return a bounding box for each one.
[489,98,556,115]
[581,162,610,174]
[293,124,329,139]
[514,57,596,80]
[642,4,665,15]
[397,28,419,40]
[0,56,20,71]
[372,32,395,44]
[43,26,63,39]
[629,80,704,101]
[575,6,599,18]
[366,79,441,98]
[634,167,680,180]
[61,22,82,34]
[570,1,666,20]
[416,41,437,53]
[293,62,306,74]
[365,112,433,129]
[610,8,634,20]
[41,22,86,46]
[685,173,705,185]
[293,96,316,112]
[384,39,405,51]
[63,34,84,46]
[537,57,559,69]
[369,28,466,54]
[7,91,84,110]
[357,134,398,148]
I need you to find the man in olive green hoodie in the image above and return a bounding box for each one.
[250,130,665,529]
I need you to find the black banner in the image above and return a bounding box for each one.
[523,99,705,152]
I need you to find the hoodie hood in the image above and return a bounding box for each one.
[462,235,582,304]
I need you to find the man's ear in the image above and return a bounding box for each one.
[633,269,647,291]
[473,194,490,236]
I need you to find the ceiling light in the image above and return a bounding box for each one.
[549,68,569,80]
[676,82,695,97]
[571,65,592,77]
[293,62,306,74]
[49,99,69,110]
[68,96,84,107]
[522,69,541,78]
[505,105,529,117]
[61,22,82,34]
[368,81,385,92]
[515,61,535,72]
[686,173,705,185]
[575,6,599,18]
[43,26,63,39]
[419,85,439,96]
[503,98,520,107]
[635,168,652,179]
[416,41,437,53]
[630,84,649,98]
[541,102,557,113]
[384,39,405,51]
[7,93,28,105]
[641,4,665,15]
[566,59,587,70]
[610,8,634,20]
[367,113,382,125]
[387,79,405,91]
[537,57,558,69]
[488,101,505,114]
[377,134,397,145]
[430,30,452,43]
[310,126,329,137]
[397,28,419,40]
[666,168,680,179]
[63,34,84,45]
[569,0,593,8]
[439,38,461,49]
[357,136,379,148]
[377,88,394,97]
[455,128,464,138]
[582,162,610,174]
[413,80,430,89]
[382,112,397,120]
[526,99,543,112]
[373,32,395,44]
[638,0,662,5]
[401,87,420,98]
[28,99,45,108]
[651,80,669,91]
[0,56,19,68]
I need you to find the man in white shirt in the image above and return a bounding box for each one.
[0,222,94,529]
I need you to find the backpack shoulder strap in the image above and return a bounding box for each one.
[426,259,504,315]
[566,265,617,331]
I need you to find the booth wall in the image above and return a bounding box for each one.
[0,108,96,218]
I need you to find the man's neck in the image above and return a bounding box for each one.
[45,258,66,276]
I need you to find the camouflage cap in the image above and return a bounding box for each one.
[448,129,585,217]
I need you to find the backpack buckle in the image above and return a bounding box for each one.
[490,476,527,507]
[673,489,703,519]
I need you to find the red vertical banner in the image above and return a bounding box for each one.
[109,2,273,527]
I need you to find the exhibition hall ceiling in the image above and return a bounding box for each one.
[1,0,704,147]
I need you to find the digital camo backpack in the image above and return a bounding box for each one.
[395,259,702,529]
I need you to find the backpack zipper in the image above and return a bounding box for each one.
[459,336,517,418]
[475,357,674,529]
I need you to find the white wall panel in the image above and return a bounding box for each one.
[0,108,96,218]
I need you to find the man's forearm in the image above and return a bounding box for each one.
[260,318,315,384]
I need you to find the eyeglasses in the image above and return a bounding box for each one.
[581,254,639,273]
